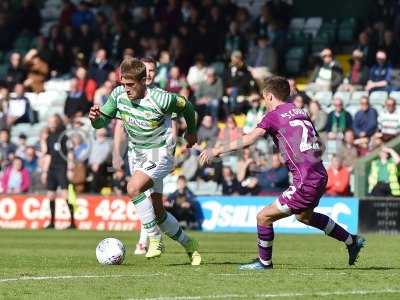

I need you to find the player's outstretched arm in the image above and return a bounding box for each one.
[89,105,112,129]
[199,127,266,165]
[90,87,120,129]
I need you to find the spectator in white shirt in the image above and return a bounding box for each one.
[186,54,207,91]
[306,48,343,92]
[243,92,266,134]
[7,83,31,127]
[375,97,400,142]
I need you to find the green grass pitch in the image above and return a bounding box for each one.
[0,230,399,300]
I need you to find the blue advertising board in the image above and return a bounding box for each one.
[197,196,359,234]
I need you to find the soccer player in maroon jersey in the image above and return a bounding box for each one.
[200,76,365,270]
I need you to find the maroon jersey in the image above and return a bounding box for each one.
[257,102,327,188]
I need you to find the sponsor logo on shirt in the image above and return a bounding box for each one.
[280,108,307,119]
[123,115,159,129]
[176,96,186,108]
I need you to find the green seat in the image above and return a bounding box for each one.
[340,18,356,27]
[318,22,337,43]
[337,18,356,43]
[287,30,310,48]
[0,52,5,64]
[209,61,225,77]
[286,47,305,60]
[0,64,8,77]
[312,31,333,50]
[13,35,33,52]
[285,47,305,75]
[285,59,303,75]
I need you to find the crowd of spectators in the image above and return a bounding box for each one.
[0,0,399,206]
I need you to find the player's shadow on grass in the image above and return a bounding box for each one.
[284,266,400,271]
[166,261,247,267]
[198,251,255,254]
[320,266,400,271]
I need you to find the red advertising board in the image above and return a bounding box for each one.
[0,195,140,231]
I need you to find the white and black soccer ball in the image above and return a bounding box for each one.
[96,238,126,265]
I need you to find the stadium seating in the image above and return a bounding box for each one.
[187,181,222,196]
[350,91,369,104]
[209,62,225,78]
[222,155,238,171]
[303,17,323,38]
[333,91,351,106]
[0,64,7,78]
[314,91,333,106]
[311,31,332,53]
[369,91,388,106]
[163,175,178,195]
[285,47,305,75]
[287,31,309,48]
[337,18,356,43]
[13,34,33,53]
[44,79,71,92]
[318,20,337,42]
[10,123,45,145]
[305,90,315,99]
[346,104,359,117]
[389,91,400,104]
[289,18,306,32]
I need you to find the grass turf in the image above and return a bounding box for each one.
[0,230,399,300]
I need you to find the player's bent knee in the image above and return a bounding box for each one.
[257,211,273,225]
[295,212,312,225]
[127,183,141,198]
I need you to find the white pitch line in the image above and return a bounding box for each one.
[0,273,165,283]
[1,271,397,284]
[128,289,400,300]
[209,272,397,277]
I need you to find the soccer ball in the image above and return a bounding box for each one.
[96,238,126,265]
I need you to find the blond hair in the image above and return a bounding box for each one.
[120,57,146,81]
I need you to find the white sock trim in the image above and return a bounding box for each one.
[259,257,272,266]
[345,235,353,246]
[324,218,336,235]
[258,239,273,248]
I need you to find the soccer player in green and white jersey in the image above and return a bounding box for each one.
[89,58,201,265]
[113,57,179,255]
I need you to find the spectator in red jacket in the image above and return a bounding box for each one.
[75,66,97,102]
[326,155,351,196]
[1,156,30,193]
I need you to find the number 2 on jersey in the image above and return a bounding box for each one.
[289,120,320,152]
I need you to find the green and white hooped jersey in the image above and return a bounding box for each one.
[100,86,183,151]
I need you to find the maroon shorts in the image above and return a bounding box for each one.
[276,177,328,215]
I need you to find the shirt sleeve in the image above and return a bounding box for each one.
[92,86,122,128]
[160,93,197,134]
[100,86,121,118]
[256,113,272,135]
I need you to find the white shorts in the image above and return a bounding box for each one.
[127,147,174,194]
